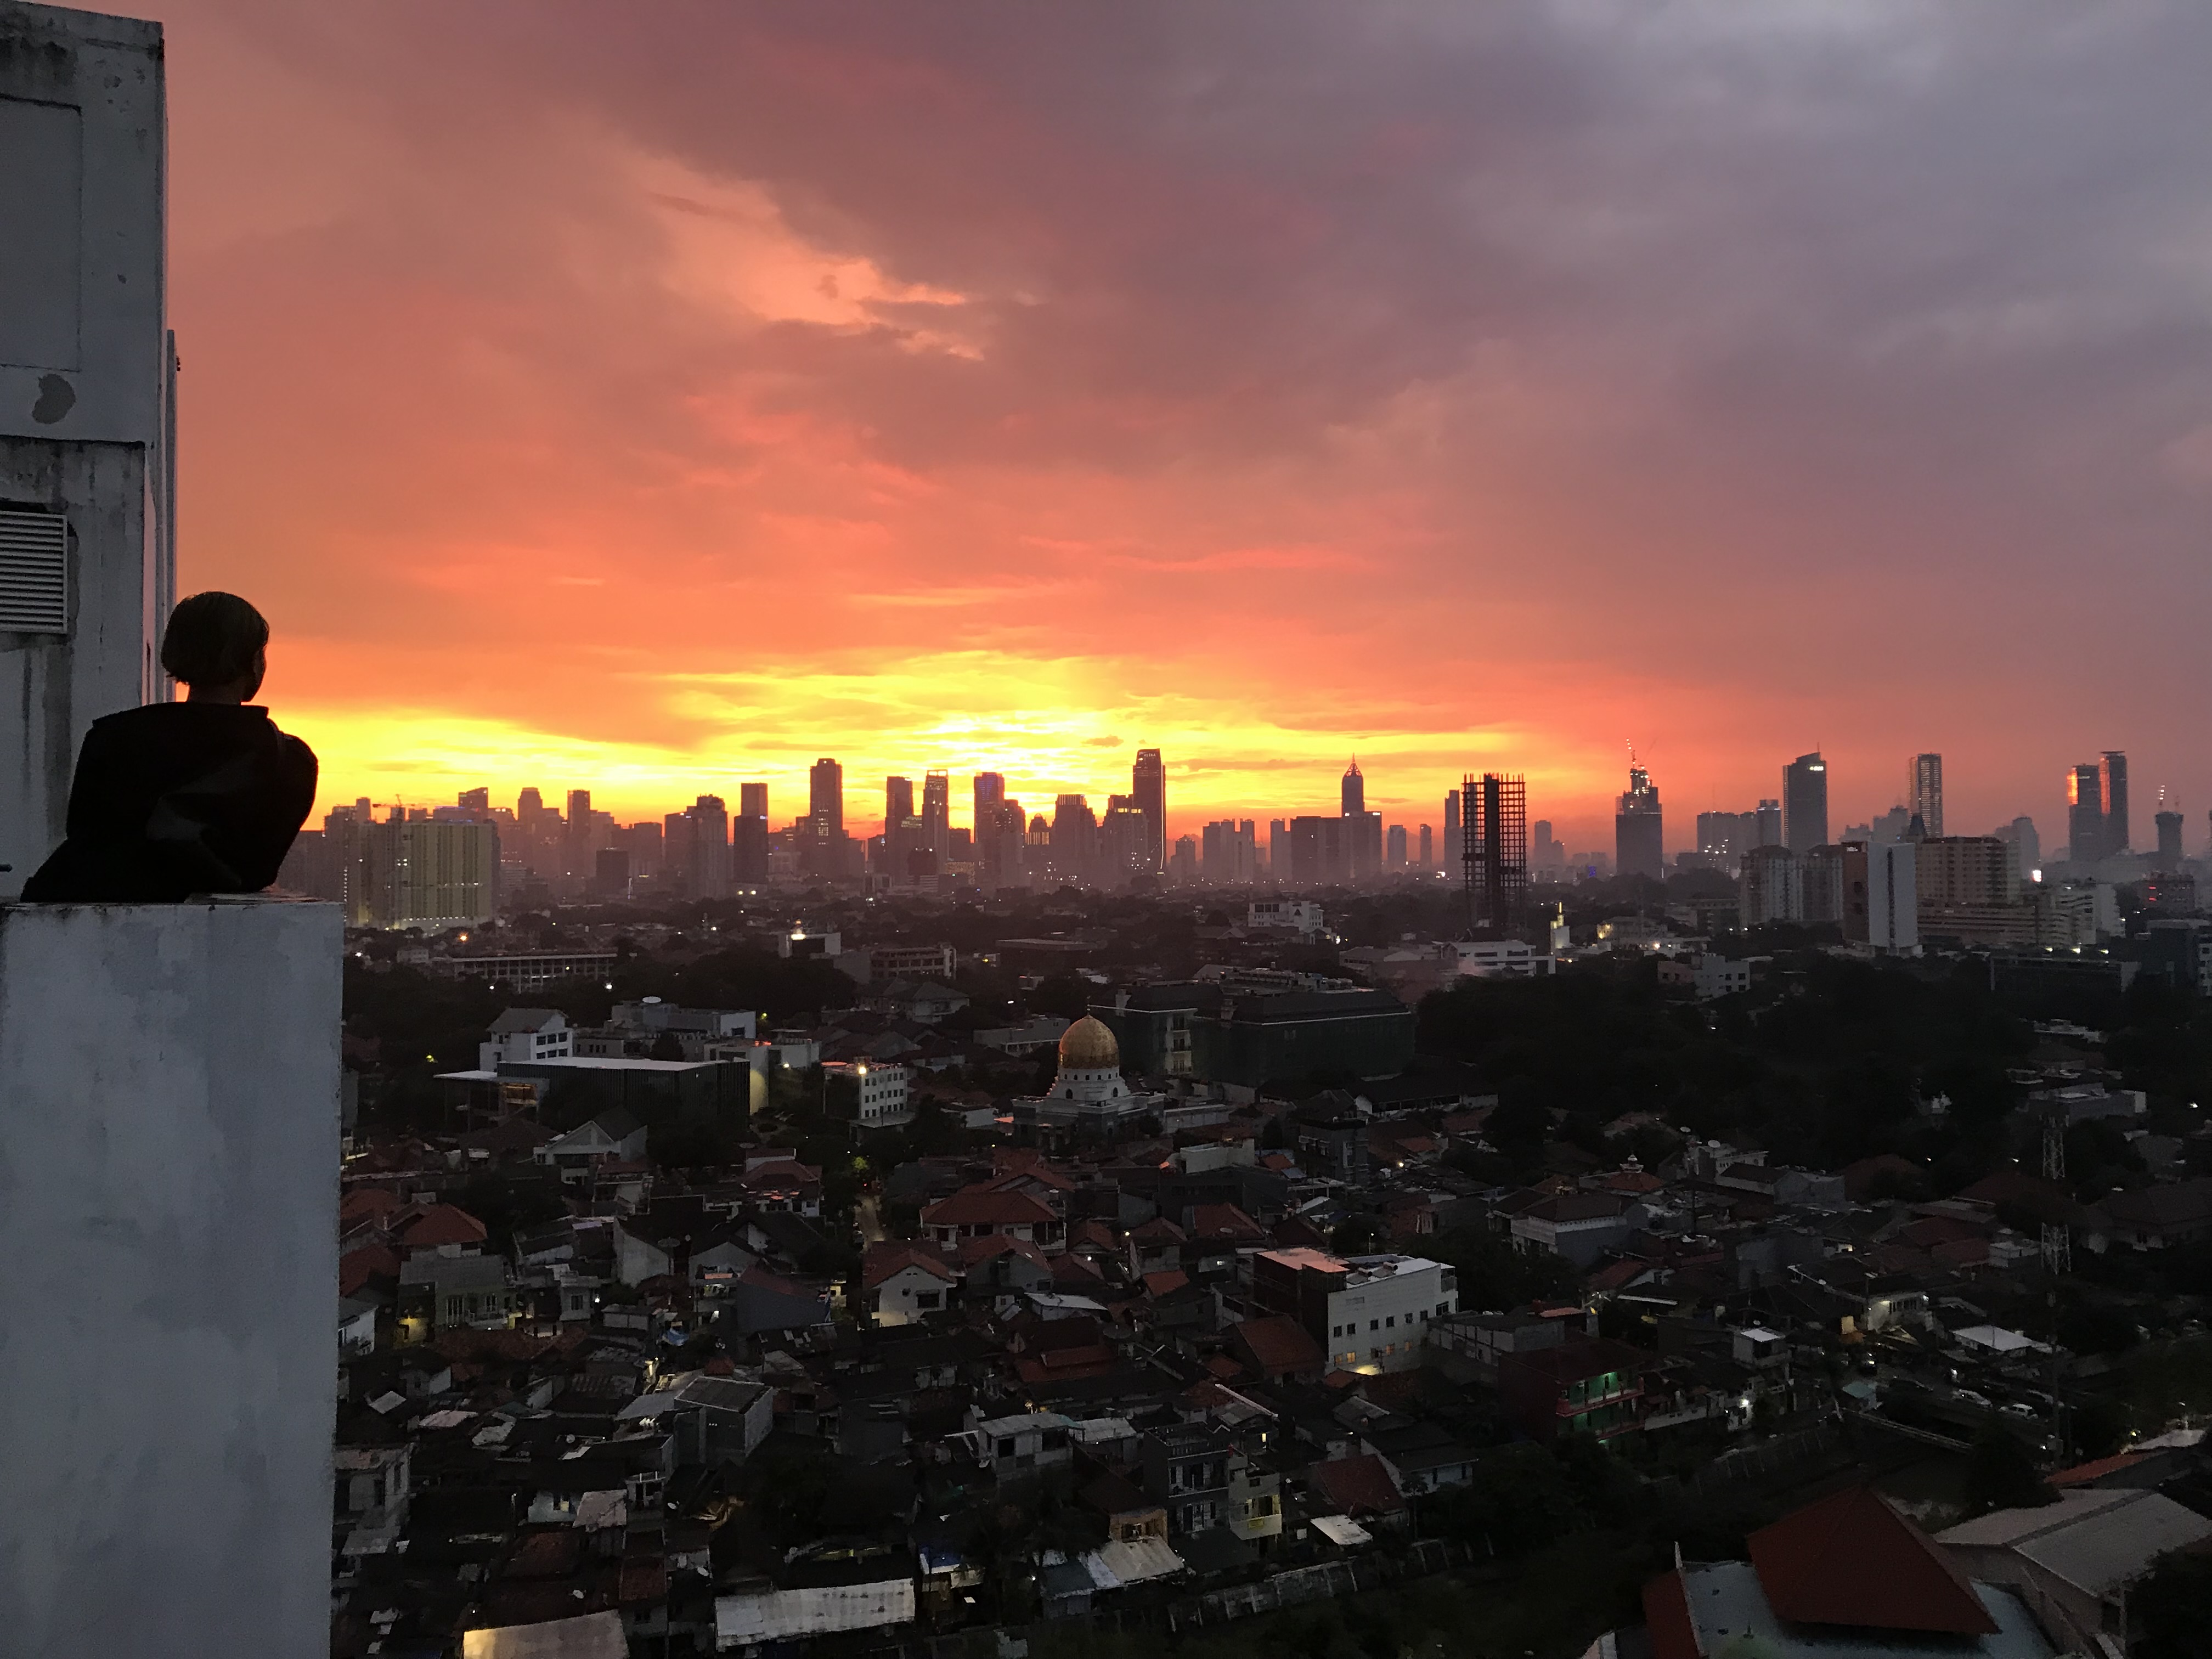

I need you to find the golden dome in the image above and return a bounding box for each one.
[1058,1015,1120,1070]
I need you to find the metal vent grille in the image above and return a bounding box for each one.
[0,510,69,634]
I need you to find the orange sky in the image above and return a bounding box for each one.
[159,2,2212,850]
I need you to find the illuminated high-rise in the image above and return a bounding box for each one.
[922,770,950,854]
[1908,753,1943,839]
[1615,754,1664,880]
[973,771,1006,831]
[1784,753,1827,853]
[2100,751,2130,854]
[1132,749,1165,873]
[2067,764,2104,863]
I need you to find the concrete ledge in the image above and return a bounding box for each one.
[0,897,341,1659]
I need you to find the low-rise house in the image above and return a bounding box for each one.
[1937,1487,2212,1655]
[1230,1314,1327,1384]
[862,1243,960,1326]
[1497,1337,1646,1442]
[538,1109,650,1173]
[919,1188,1060,1251]
[966,1412,1076,1480]
[398,1253,517,1339]
[1509,1191,1643,1265]
[2084,1177,2212,1252]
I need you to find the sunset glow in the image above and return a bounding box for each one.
[166,2,2212,847]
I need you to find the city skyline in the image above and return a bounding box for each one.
[142,3,2212,853]
[328,738,2191,864]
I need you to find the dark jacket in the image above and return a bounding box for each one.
[21,703,319,903]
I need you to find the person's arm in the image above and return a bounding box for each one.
[230,736,319,890]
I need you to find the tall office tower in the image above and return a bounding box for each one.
[2005,815,2041,878]
[1289,815,1350,884]
[1908,754,1944,839]
[1755,799,1782,848]
[1341,758,1365,817]
[563,789,594,879]
[1695,810,1745,857]
[518,787,544,819]
[1387,825,1408,867]
[1268,818,1288,879]
[456,787,491,820]
[732,783,769,884]
[1784,753,1828,853]
[2100,752,2130,854]
[1739,845,1803,927]
[1418,825,1433,867]
[2067,764,2104,863]
[1100,794,1148,883]
[809,759,844,840]
[1615,754,1664,880]
[1531,819,1566,872]
[2156,800,2185,867]
[1050,794,1099,884]
[1132,748,1166,873]
[0,19,179,896]
[678,795,730,899]
[1463,773,1529,929]
[922,770,950,854]
[885,776,915,840]
[973,771,1006,832]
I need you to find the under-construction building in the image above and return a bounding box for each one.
[1462,772,1528,932]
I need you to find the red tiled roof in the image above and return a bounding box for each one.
[862,1242,957,1289]
[398,1204,489,1250]
[1130,1216,1187,1244]
[1308,1454,1405,1517]
[1204,1353,1244,1380]
[921,1189,1057,1228]
[340,1244,401,1297]
[1233,1314,1325,1377]
[1641,1570,1701,1659]
[1747,1486,1996,1635]
[1053,1252,1107,1286]
[1188,1204,1267,1242]
[958,1233,1050,1271]
[1142,1268,1190,1298]
[2049,1451,2148,1488]
[340,1188,402,1227]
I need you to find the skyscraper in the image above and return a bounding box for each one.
[2100,751,2130,854]
[810,760,844,839]
[1908,753,1943,839]
[1464,773,1528,927]
[922,770,950,854]
[1755,799,1782,848]
[2067,764,2104,863]
[2157,797,2185,868]
[1418,825,1433,866]
[1444,789,1461,868]
[1784,753,1827,854]
[973,772,1006,831]
[1132,749,1165,873]
[1615,754,1664,879]
[1342,759,1365,817]
[733,784,769,884]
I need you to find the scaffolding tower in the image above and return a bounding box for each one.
[2041,1114,2073,1278]
[1463,772,1528,932]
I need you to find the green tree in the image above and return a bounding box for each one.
[1964,1427,2055,1515]
[2132,1550,2212,1659]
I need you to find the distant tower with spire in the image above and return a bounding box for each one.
[1341,758,1364,817]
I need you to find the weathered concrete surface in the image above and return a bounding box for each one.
[0,897,340,1659]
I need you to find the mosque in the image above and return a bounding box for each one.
[1012,1014,1165,1144]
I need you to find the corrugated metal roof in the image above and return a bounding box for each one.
[460,1610,627,1659]
[1083,1536,1184,1588]
[1943,1489,2212,1599]
[715,1579,915,1645]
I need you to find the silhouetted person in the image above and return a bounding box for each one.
[22,592,318,903]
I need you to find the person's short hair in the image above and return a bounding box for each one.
[160,591,269,686]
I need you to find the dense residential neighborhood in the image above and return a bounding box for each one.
[331,885,2212,1657]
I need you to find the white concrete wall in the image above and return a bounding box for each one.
[1,5,177,896]
[0,896,340,1659]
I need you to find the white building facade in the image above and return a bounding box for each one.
[1320,1255,1457,1374]
[1,7,177,896]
